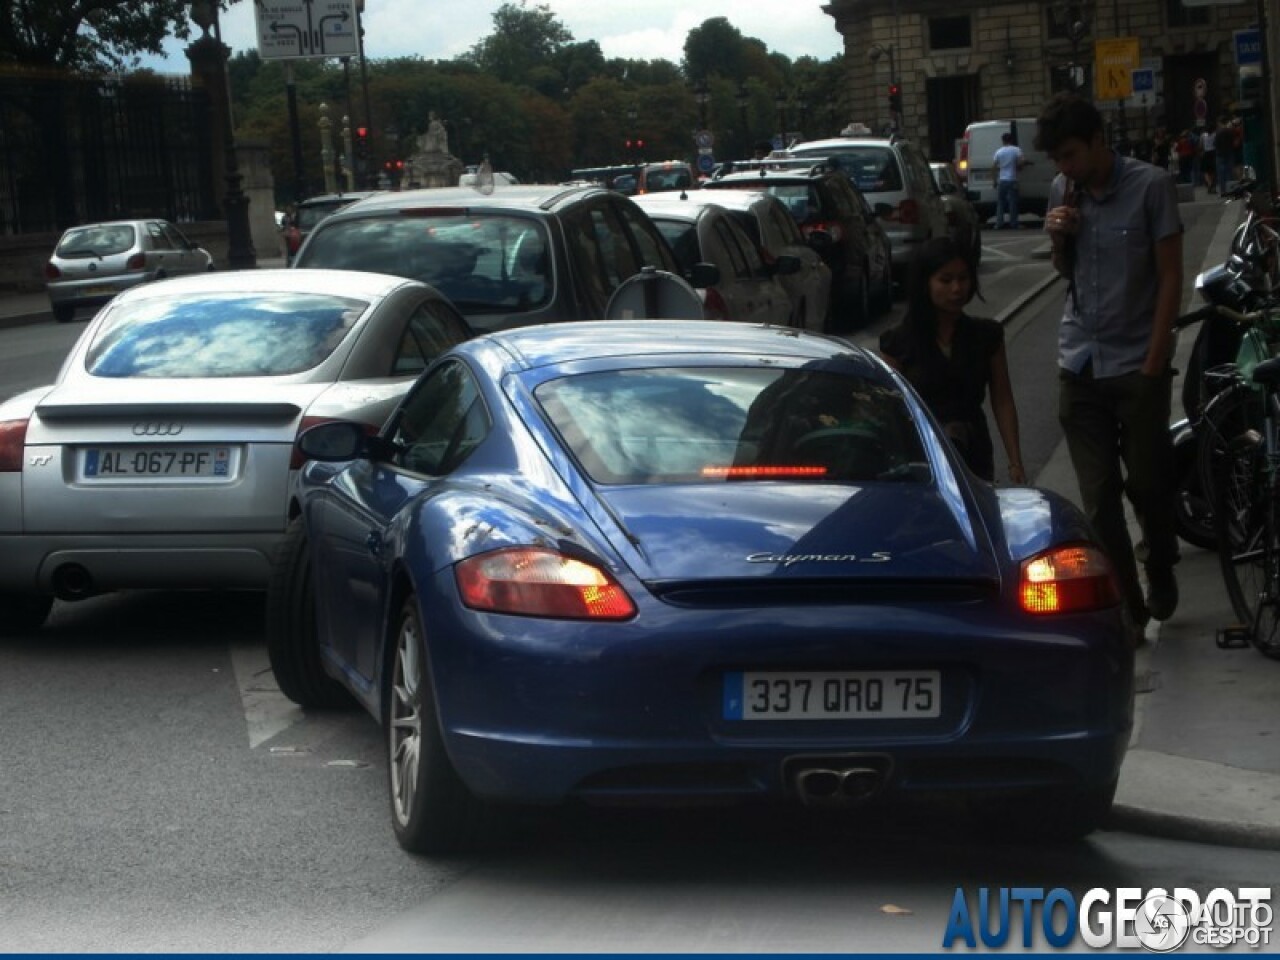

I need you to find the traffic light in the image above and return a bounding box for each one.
[887,84,902,115]
[355,126,369,158]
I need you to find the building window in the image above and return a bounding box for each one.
[1166,0,1209,28]
[929,16,971,51]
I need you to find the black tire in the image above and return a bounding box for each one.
[974,778,1117,843]
[1202,386,1268,628]
[265,516,352,708]
[1248,506,1280,661]
[1172,428,1216,551]
[0,594,53,636]
[387,595,487,855]
[52,304,75,324]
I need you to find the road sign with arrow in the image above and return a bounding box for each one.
[255,0,359,60]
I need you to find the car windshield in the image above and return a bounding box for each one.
[535,365,928,485]
[55,224,136,258]
[85,292,367,378]
[298,214,552,314]
[793,146,903,193]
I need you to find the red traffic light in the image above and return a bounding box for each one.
[887,84,900,95]
[356,126,369,141]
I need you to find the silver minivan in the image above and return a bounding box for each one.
[957,119,1055,221]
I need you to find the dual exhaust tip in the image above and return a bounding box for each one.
[788,758,889,807]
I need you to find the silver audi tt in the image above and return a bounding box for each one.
[0,269,472,633]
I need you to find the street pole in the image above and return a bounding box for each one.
[285,60,306,202]
[207,1,256,269]
[1112,0,1128,144]
[357,0,375,188]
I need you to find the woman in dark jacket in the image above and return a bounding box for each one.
[879,237,1026,483]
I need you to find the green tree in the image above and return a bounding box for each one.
[682,17,746,82]
[0,0,219,72]
[466,2,573,88]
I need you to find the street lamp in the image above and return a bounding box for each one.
[869,43,900,134]
[694,80,710,130]
[736,83,750,158]
[188,0,256,269]
[1049,2,1090,93]
[626,104,638,160]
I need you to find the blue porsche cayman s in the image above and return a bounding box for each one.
[267,320,1134,854]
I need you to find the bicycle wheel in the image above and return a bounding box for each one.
[1202,385,1268,627]
[1249,496,1280,660]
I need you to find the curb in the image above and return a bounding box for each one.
[1108,803,1280,852]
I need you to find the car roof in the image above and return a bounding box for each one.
[790,136,899,151]
[108,267,418,304]
[297,191,380,206]
[329,183,608,217]
[480,320,881,373]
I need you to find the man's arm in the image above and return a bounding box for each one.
[1144,232,1183,375]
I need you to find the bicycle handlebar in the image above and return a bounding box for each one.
[1173,302,1270,331]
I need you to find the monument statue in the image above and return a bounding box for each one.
[406,110,462,189]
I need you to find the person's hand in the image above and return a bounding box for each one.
[1008,462,1027,484]
[1044,204,1079,238]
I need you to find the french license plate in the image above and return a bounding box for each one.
[82,446,233,480]
[84,285,116,297]
[723,670,941,720]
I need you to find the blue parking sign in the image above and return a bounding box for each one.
[1131,68,1153,93]
[1235,29,1261,66]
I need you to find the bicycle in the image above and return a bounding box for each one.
[1194,310,1280,659]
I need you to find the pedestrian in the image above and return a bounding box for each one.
[879,236,1026,484]
[1037,93,1183,643]
[1213,115,1235,195]
[991,132,1027,229]
[1175,129,1195,184]
[1200,125,1217,193]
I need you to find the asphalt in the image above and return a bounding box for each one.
[3,205,1279,851]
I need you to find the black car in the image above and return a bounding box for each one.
[703,161,893,325]
[293,184,689,332]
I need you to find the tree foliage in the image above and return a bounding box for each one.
[0,0,223,72]
[466,2,573,88]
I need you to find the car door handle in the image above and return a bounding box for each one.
[365,531,383,556]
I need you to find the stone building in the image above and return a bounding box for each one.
[822,0,1272,166]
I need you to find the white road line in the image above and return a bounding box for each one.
[230,639,303,748]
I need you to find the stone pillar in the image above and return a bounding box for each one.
[185,34,231,218]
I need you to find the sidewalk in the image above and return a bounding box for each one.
[1023,199,1280,850]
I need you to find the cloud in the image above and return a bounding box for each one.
[154,0,843,69]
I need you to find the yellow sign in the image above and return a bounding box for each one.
[1094,38,1140,100]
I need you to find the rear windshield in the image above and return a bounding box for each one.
[792,146,903,193]
[85,292,367,378]
[535,366,927,485]
[650,220,700,272]
[298,214,552,315]
[56,224,136,258]
[642,166,693,192]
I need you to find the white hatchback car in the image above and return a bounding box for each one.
[632,193,795,326]
[688,189,833,332]
[0,269,472,633]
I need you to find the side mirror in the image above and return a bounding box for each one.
[297,420,370,462]
[772,254,803,276]
[687,262,721,289]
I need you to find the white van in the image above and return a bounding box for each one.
[956,118,1054,221]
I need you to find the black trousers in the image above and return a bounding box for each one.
[1059,366,1180,624]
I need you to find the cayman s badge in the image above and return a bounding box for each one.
[132,422,184,437]
[747,552,891,566]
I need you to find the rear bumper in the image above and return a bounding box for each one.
[0,532,284,595]
[415,575,1135,806]
[47,272,153,308]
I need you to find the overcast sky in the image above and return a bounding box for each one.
[153,0,844,70]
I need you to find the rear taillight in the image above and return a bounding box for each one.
[957,138,970,179]
[1019,545,1120,615]
[702,286,730,322]
[801,220,845,242]
[44,262,60,280]
[125,252,146,271]
[455,547,636,620]
[895,199,920,225]
[0,419,29,472]
[290,416,377,468]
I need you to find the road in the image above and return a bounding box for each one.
[1,221,1276,951]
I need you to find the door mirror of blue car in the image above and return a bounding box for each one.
[297,420,369,462]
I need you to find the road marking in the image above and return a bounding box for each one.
[230,639,303,748]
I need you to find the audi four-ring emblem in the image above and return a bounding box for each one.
[132,422,184,436]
